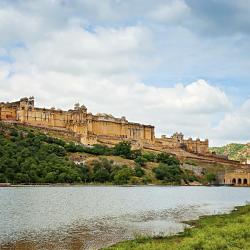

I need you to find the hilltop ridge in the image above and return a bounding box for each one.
[210,143,250,161]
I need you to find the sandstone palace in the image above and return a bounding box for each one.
[0,97,209,155]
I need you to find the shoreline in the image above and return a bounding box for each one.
[1,183,235,188]
[104,204,250,250]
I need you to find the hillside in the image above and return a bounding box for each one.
[210,143,250,161]
[0,122,206,185]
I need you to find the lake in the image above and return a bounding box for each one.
[0,186,250,250]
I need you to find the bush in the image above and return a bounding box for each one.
[142,152,157,162]
[130,149,142,160]
[142,175,152,184]
[93,167,110,183]
[153,163,183,184]
[113,141,132,158]
[134,156,148,167]
[134,165,145,177]
[156,153,180,165]
[114,166,133,185]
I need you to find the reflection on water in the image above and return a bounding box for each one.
[0,186,250,250]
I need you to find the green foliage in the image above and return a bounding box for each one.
[130,149,142,160]
[156,153,180,165]
[141,175,152,184]
[113,166,133,185]
[134,156,148,167]
[142,152,157,162]
[134,165,145,177]
[210,143,250,161]
[153,163,182,184]
[113,141,132,158]
[65,142,112,155]
[205,172,217,184]
[0,125,83,184]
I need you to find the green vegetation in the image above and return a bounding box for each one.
[104,205,250,250]
[204,172,217,185]
[210,143,250,161]
[0,122,199,185]
[0,123,84,184]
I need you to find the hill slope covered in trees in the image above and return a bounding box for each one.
[0,122,203,185]
[210,143,250,161]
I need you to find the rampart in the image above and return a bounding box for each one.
[0,97,212,156]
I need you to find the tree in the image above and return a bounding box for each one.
[134,156,148,167]
[93,168,110,183]
[156,153,180,165]
[153,163,183,184]
[0,173,7,183]
[113,141,132,158]
[15,173,29,183]
[134,165,145,177]
[114,167,133,185]
[45,172,57,183]
[142,152,157,162]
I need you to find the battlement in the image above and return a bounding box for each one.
[0,97,155,145]
[0,97,210,155]
[157,132,209,155]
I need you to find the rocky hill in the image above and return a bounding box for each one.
[210,143,250,161]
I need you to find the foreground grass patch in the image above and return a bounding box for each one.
[104,205,250,250]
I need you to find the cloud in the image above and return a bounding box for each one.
[11,25,153,77]
[149,0,190,23]
[212,99,250,144]
[0,0,249,146]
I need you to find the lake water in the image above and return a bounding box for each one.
[0,186,250,250]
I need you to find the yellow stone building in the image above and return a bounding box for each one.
[0,97,209,154]
[0,97,154,146]
[224,170,250,186]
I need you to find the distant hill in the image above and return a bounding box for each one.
[210,143,250,161]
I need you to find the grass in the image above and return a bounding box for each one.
[104,205,250,250]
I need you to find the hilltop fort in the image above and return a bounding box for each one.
[0,97,249,186]
[0,97,209,154]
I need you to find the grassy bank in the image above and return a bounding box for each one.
[104,205,250,250]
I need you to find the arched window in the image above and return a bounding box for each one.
[232,178,236,184]
[238,178,242,185]
[243,179,248,185]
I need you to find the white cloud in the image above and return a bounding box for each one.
[0,0,249,146]
[148,0,190,23]
[212,99,250,145]
[11,25,154,77]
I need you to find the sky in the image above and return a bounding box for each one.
[0,0,249,146]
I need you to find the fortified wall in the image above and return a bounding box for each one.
[0,97,154,145]
[0,97,209,155]
[155,132,209,155]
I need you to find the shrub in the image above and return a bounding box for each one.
[134,156,148,167]
[113,141,132,158]
[142,175,152,184]
[134,165,145,177]
[156,153,180,165]
[142,152,157,162]
[114,166,133,185]
[93,167,110,183]
[153,163,183,184]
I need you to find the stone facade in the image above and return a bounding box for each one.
[0,97,154,145]
[224,170,250,186]
[0,97,209,154]
[155,132,209,155]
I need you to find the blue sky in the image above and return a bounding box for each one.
[0,0,249,146]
